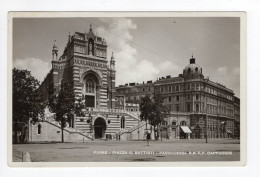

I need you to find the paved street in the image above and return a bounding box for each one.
[13,139,240,162]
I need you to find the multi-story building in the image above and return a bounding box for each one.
[26,25,239,142]
[234,96,240,138]
[39,24,115,109]
[32,25,147,142]
[115,56,239,139]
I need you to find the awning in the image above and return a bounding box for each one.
[180,126,192,133]
[227,129,232,134]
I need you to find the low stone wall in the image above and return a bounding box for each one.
[28,121,92,143]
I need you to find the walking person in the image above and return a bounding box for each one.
[147,130,151,146]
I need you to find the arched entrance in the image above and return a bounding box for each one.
[94,117,106,139]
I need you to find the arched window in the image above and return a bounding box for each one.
[86,79,94,93]
[180,121,186,126]
[121,117,125,129]
[188,68,191,73]
[195,67,198,72]
[38,124,41,134]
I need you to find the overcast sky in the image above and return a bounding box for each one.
[13,17,240,97]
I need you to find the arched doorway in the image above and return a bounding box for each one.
[94,117,106,139]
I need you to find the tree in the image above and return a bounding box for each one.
[139,94,153,130]
[13,68,45,143]
[151,91,170,140]
[48,81,85,143]
[139,92,169,140]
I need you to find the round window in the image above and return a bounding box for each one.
[195,67,198,72]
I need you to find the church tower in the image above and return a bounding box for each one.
[107,52,116,109]
[52,40,58,60]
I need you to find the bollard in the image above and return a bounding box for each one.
[22,152,31,162]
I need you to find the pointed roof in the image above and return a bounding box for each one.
[53,40,58,51]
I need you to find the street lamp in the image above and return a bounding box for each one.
[137,113,140,141]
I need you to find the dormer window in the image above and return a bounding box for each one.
[195,67,198,72]
[188,68,191,73]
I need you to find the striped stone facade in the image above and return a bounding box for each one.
[38,25,143,141]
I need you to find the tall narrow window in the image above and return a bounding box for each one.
[176,85,179,91]
[187,104,191,112]
[175,104,179,112]
[187,94,191,100]
[38,124,41,134]
[121,117,125,129]
[86,79,94,93]
[196,104,199,112]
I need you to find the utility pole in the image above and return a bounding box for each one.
[205,112,208,143]
[138,114,140,141]
[205,98,208,143]
[203,80,208,143]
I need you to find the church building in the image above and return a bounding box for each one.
[25,24,239,142]
[32,25,145,142]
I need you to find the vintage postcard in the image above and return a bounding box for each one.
[8,12,246,167]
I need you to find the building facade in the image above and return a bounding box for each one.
[40,25,116,109]
[35,25,147,142]
[27,25,239,142]
[115,56,239,139]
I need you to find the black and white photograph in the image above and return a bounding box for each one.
[9,12,246,166]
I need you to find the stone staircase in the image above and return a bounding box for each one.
[43,107,143,141]
[44,114,93,141]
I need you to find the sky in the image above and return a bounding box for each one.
[13,17,240,97]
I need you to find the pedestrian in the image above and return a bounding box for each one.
[147,130,151,146]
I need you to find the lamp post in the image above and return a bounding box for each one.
[205,97,208,143]
[205,113,208,143]
[203,82,208,143]
[137,114,140,141]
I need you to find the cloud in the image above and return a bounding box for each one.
[13,58,51,82]
[96,18,181,85]
[158,61,179,77]
[217,66,228,75]
[213,66,240,97]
